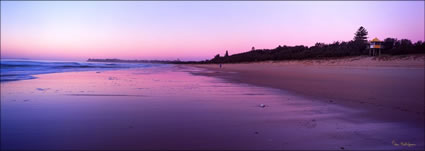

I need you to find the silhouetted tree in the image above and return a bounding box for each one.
[225,50,229,57]
[214,54,220,59]
[252,46,255,51]
[277,45,282,49]
[383,38,396,50]
[400,39,412,48]
[354,26,368,42]
[414,41,424,47]
[394,40,401,48]
[314,42,325,48]
[352,26,369,53]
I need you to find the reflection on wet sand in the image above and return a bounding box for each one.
[1,65,424,150]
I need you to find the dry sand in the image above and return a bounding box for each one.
[190,55,425,126]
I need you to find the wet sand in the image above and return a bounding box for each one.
[190,55,425,148]
[191,55,425,120]
[1,61,424,150]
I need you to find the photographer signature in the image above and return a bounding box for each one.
[392,140,416,147]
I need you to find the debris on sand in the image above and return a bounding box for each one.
[259,104,266,108]
[108,77,118,80]
[36,88,50,91]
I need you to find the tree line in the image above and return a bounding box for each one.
[206,26,424,64]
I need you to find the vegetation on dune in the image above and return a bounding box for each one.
[207,26,424,64]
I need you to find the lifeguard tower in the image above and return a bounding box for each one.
[369,37,383,56]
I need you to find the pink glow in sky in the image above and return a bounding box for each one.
[1,1,424,61]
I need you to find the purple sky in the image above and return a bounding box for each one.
[1,1,424,61]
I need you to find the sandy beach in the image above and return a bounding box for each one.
[191,55,425,124]
[2,1,424,150]
[1,56,424,150]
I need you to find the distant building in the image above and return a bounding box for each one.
[369,37,383,56]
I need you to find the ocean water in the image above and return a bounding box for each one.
[0,59,159,82]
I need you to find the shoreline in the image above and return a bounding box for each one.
[188,55,425,125]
